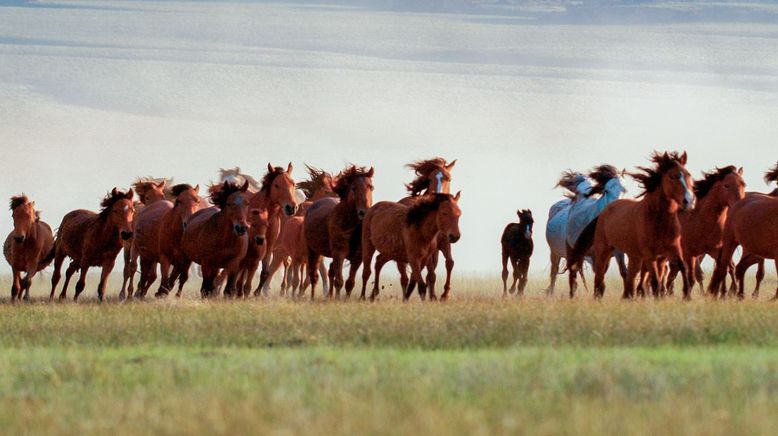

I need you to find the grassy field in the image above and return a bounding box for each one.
[1,273,778,435]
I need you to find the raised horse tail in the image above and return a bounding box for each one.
[566,217,599,273]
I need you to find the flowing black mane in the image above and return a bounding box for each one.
[297,165,333,199]
[764,162,778,185]
[631,151,685,197]
[406,193,451,226]
[208,181,244,209]
[694,166,738,200]
[9,194,29,211]
[170,184,195,198]
[405,157,448,197]
[99,188,132,218]
[587,165,620,197]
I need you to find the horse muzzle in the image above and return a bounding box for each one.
[120,231,133,241]
[524,230,533,239]
[234,225,248,236]
[448,234,460,243]
[13,235,25,244]
[255,236,265,246]
[284,204,297,216]
[357,209,367,220]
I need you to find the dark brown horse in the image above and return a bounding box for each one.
[398,157,457,298]
[586,152,695,299]
[4,195,54,300]
[181,180,250,298]
[155,184,202,297]
[361,193,461,301]
[665,166,745,293]
[51,188,135,301]
[304,165,374,299]
[248,163,299,296]
[501,209,534,296]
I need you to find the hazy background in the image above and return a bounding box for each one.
[1,0,777,276]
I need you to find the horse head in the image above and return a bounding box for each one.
[405,157,456,196]
[517,209,534,240]
[10,195,35,244]
[171,184,201,230]
[249,207,270,246]
[437,192,462,243]
[334,165,374,220]
[101,188,135,240]
[264,162,299,217]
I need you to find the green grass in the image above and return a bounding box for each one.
[0,274,777,435]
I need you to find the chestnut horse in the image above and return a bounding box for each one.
[361,193,462,301]
[181,180,250,298]
[738,164,778,297]
[120,178,168,300]
[266,165,336,296]
[585,151,695,299]
[51,188,135,301]
[155,184,202,298]
[664,166,745,294]
[501,209,534,296]
[3,196,54,300]
[397,158,457,298]
[305,165,374,299]
[234,207,270,297]
[710,163,778,299]
[248,163,299,296]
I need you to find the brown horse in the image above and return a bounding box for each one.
[739,164,778,297]
[248,163,299,296]
[361,193,462,301]
[3,196,54,300]
[155,184,202,298]
[710,164,778,299]
[664,166,745,294]
[51,188,135,301]
[181,180,250,298]
[304,165,374,299]
[234,207,270,297]
[265,165,335,295]
[501,209,534,296]
[120,178,167,299]
[397,157,457,298]
[586,151,695,299]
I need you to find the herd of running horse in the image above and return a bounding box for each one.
[3,153,778,302]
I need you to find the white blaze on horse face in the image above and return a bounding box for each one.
[680,173,694,210]
[123,205,129,212]
[234,195,244,206]
[524,225,532,239]
[435,172,444,193]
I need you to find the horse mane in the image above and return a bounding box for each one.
[332,165,372,200]
[9,194,29,211]
[99,189,132,218]
[297,164,332,199]
[587,165,621,197]
[208,181,244,209]
[406,193,450,226]
[693,166,738,200]
[764,163,778,185]
[169,183,195,199]
[631,151,685,197]
[405,157,447,197]
[555,170,587,199]
[219,167,262,191]
[260,166,287,193]
[132,177,160,197]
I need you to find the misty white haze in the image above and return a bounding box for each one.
[1,0,777,278]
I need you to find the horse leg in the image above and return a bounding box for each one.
[134,258,152,300]
[10,269,22,301]
[426,256,438,301]
[96,261,116,302]
[360,239,376,300]
[370,254,390,301]
[440,242,454,301]
[755,259,766,297]
[50,249,66,300]
[567,258,579,299]
[623,256,641,300]
[263,252,285,297]
[59,260,79,300]
[546,252,560,296]
[405,259,425,301]
[73,262,91,301]
[665,260,680,294]
[318,262,329,296]
[176,262,192,298]
[156,255,172,297]
[306,250,322,300]
[735,255,758,300]
[771,259,778,301]
[593,246,612,299]
[501,249,510,296]
[518,256,530,296]
[510,258,520,294]
[345,258,361,298]
[21,271,35,301]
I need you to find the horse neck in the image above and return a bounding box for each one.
[334,195,359,226]
[643,190,679,230]
[94,214,120,241]
[253,190,281,213]
[410,209,440,243]
[691,191,728,226]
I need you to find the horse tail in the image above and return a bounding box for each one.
[567,217,599,273]
[42,242,57,267]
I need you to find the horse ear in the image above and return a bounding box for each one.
[126,189,134,200]
[267,163,274,174]
[287,162,294,176]
[367,167,375,178]
[453,191,461,202]
[738,167,744,176]
[193,184,200,194]
[516,209,521,217]
[446,159,457,171]
[30,201,35,208]
[241,180,250,192]
[621,168,627,177]
[680,151,688,165]
[111,187,119,196]
[156,180,166,190]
